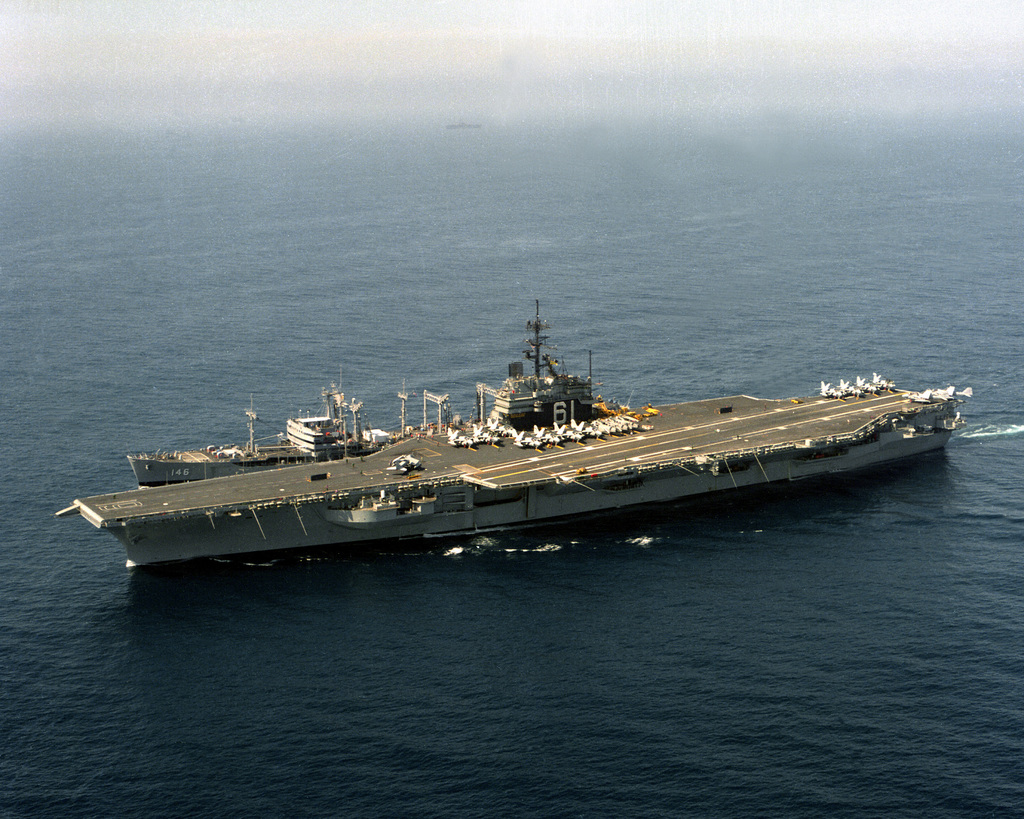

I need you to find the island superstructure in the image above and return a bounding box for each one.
[479,301,595,430]
[58,306,968,567]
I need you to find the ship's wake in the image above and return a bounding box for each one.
[441,539,564,557]
[625,536,656,548]
[960,423,1024,439]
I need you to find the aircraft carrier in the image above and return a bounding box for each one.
[58,306,968,567]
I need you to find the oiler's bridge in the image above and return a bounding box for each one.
[65,390,946,530]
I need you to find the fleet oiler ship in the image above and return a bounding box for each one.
[127,386,384,487]
[58,305,969,568]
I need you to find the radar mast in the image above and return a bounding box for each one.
[524,299,555,381]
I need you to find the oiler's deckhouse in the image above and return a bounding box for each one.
[484,301,595,431]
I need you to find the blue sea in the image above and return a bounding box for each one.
[2,115,1023,817]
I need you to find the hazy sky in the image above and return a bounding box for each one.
[5,0,1022,129]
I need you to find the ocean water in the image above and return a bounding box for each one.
[2,116,1023,817]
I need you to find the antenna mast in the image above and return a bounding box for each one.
[246,395,258,453]
[524,299,553,381]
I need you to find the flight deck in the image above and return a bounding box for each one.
[72,389,935,530]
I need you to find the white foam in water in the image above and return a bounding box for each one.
[469,535,499,548]
[961,423,1024,439]
[503,543,562,553]
[626,536,655,547]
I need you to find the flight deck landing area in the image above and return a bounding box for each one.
[439,391,916,489]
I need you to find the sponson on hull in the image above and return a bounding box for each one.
[58,305,969,567]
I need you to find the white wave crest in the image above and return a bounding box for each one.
[503,543,562,553]
[961,423,1024,439]
[625,536,656,547]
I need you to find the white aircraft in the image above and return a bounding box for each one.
[571,419,600,440]
[871,373,895,392]
[565,420,590,442]
[535,425,565,448]
[447,429,477,449]
[387,454,423,474]
[513,430,546,450]
[822,376,890,400]
[820,381,848,399]
[598,415,638,434]
[471,424,502,447]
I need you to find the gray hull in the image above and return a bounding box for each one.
[128,456,261,486]
[127,446,375,487]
